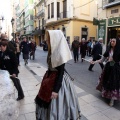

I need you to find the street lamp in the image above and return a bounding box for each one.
[11,17,15,40]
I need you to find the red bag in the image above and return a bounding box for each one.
[38,70,58,102]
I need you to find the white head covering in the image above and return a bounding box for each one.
[47,30,72,68]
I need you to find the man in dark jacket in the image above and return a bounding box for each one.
[20,36,30,65]
[88,38,104,71]
[0,40,24,101]
[71,39,80,63]
[29,39,36,60]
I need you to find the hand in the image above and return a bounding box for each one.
[12,74,16,78]
[51,92,58,99]
[90,61,95,64]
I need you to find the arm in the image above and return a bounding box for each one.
[10,51,19,76]
[53,64,65,93]
[51,64,65,99]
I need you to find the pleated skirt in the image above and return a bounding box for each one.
[36,72,81,120]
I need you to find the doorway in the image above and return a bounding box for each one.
[107,26,120,44]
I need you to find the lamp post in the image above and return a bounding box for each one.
[11,17,15,40]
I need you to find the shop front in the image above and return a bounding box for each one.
[107,17,120,44]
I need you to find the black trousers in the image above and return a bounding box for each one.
[88,57,104,70]
[30,51,35,60]
[73,51,79,62]
[16,52,20,65]
[89,63,104,70]
[11,77,24,98]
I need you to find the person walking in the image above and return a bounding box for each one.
[88,38,104,71]
[29,39,36,60]
[80,38,87,62]
[0,40,24,101]
[35,30,81,120]
[87,38,92,57]
[71,38,80,63]
[94,38,120,106]
[15,37,21,66]
[20,36,30,65]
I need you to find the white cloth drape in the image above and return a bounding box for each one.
[48,30,72,68]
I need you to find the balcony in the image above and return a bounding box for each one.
[103,0,120,9]
[32,26,45,35]
[57,11,70,20]
[37,9,45,18]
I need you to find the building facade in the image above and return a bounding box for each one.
[33,0,45,45]
[97,0,120,45]
[44,0,97,44]
[15,0,34,40]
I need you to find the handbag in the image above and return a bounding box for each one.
[37,70,58,102]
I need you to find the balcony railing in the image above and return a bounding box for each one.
[57,11,70,20]
[103,0,120,9]
[37,9,45,17]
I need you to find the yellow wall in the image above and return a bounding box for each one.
[68,20,97,43]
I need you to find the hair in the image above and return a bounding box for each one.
[82,38,85,41]
[104,38,120,62]
[98,38,103,41]
[0,40,8,46]
[1,33,8,40]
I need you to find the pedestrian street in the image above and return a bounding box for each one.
[16,58,120,120]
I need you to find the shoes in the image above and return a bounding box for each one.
[25,60,28,65]
[109,99,114,106]
[88,69,94,72]
[16,96,24,101]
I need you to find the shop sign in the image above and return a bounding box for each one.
[108,17,120,26]
[98,19,106,44]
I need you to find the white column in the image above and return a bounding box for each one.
[54,0,57,20]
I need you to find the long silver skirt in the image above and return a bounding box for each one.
[36,72,81,120]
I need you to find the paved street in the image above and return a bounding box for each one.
[16,46,120,120]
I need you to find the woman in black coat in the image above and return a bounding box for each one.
[95,38,120,106]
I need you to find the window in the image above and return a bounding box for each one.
[63,0,67,18]
[51,3,54,18]
[108,0,115,3]
[42,18,44,29]
[57,2,60,18]
[48,4,50,19]
[111,9,119,14]
[39,20,40,29]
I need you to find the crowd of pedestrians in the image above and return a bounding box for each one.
[0,31,120,120]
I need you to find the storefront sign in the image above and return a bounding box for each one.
[98,19,106,43]
[108,17,120,26]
